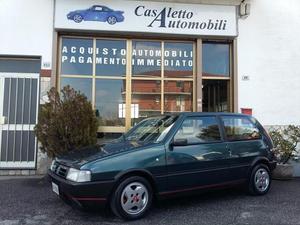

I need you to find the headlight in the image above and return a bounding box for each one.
[50,160,56,171]
[66,168,91,182]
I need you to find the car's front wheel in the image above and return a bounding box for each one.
[110,176,153,220]
[73,14,83,23]
[248,164,271,195]
[107,16,117,25]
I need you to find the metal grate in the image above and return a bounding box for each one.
[0,73,39,168]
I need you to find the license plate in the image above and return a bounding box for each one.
[52,182,59,195]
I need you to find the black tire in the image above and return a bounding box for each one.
[110,176,153,220]
[248,164,271,195]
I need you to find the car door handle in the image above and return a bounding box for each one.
[226,147,232,156]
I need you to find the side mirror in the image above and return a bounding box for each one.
[172,138,188,146]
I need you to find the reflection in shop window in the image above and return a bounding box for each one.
[96,39,126,76]
[131,80,161,126]
[164,81,193,113]
[60,77,92,101]
[61,38,93,75]
[132,41,161,77]
[95,79,126,126]
[164,42,193,78]
[202,43,230,77]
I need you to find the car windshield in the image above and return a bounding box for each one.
[124,115,178,144]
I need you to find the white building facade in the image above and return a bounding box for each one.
[0,0,299,174]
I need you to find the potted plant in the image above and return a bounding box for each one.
[269,125,300,179]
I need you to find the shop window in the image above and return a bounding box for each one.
[60,77,92,101]
[96,39,126,77]
[61,38,93,75]
[202,42,230,77]
[95,79,126,126]
[59,37,196,132]
[132,41,161,77]
[131,80,161,126]
[164,42,193,78]
[164,81,193,113]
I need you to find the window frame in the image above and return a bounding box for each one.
[58,35,196,133]
[220,115,262,142]
[172,115,224,146]
[201,40,233,113]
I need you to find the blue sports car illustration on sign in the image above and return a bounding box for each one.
[67,5,124,25]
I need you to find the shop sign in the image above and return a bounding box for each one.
[55,0,237,36]
[61,43,193,69]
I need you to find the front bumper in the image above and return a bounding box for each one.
[48,170,115,209]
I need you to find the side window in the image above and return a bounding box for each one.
[102,7,110,12]
[94,6,103,11]
[174,117,221,144]
[221,116,261,141]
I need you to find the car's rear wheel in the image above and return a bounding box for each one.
[73,14,83,23]
[107,16,117,25]
[110,176,153,220]
[248,164,271,195]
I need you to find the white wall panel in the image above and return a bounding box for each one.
[238,0,300,125]
[0,0,54,69]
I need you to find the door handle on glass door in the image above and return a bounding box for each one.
[0,116,5,125]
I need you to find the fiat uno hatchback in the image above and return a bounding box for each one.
[48,113,276,220]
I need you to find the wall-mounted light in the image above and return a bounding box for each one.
[240,1,251,19]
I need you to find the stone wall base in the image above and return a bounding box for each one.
[0,148,51,176]
[0,170,37,176]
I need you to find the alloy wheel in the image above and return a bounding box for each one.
[254,168,270,192]
[73,14,83,23]
[120,182,149,215]
[107,16,117,25]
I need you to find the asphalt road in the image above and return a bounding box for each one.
[0,177,300,225]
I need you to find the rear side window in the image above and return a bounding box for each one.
[174,116,221,144]
[221,116,261,141]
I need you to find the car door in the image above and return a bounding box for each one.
[220,115,268,180]
[165,116,231,192]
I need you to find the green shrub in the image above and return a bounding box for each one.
[269,125,300,164]
[34,86,99,158]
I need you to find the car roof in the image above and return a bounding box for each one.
[92,5,110,8]
[163,112,251,117]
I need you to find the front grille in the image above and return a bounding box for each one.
[57,165,68,178]
[52,161,69,178]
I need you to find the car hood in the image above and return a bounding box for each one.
[68,10,86,15]
[55,139,143,168]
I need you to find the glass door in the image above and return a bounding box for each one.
[202,80,229,112]
[202,41,232,112]
[0,73,39,168]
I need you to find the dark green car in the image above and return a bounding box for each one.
[48,112,276,220]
